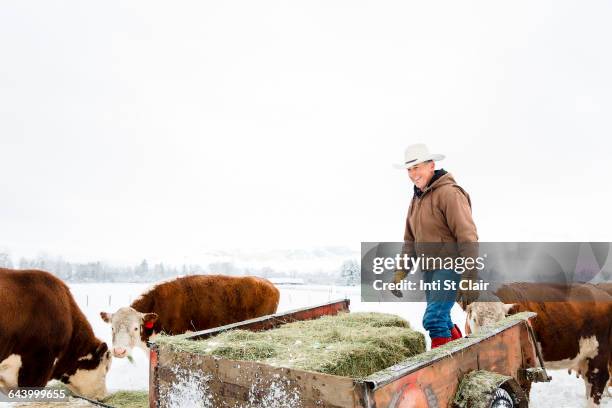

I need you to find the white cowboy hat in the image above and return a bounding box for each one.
[393,143,445,169]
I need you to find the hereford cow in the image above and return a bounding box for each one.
[100,275,280,358]
[464,283,612,407]
[0,268,111,400]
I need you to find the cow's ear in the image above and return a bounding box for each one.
[100,312,112,323]
[142,313,158,329]
[94,342,109,358]
[502,303,518,315]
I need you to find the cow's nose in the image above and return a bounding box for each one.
[113,347,127,357]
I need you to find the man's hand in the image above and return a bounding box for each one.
[390,288,403,298]
[390,269,408,298]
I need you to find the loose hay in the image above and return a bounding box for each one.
[453,370,511,408]
[101,391,149,408]
[154,312,425,378]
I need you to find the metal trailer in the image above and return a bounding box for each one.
[148,299,550,408]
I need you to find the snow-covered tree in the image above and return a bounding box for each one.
[135,259,149,279]
[0,252,13,268]
[339,259,360,286]
[208,261,238,275]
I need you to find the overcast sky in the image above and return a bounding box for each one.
[1,1,611,265]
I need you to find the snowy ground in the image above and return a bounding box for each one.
[3,282,610,407]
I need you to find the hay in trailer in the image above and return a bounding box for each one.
[453,370,512,408]
[154,312,426,378]
[101,391,149,408]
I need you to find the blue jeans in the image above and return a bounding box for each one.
[422,269,459,339]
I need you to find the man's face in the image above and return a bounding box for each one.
[407,160,435,190]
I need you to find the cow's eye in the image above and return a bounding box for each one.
[134,328,138,331]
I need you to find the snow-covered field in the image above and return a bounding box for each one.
[3,282,609,407]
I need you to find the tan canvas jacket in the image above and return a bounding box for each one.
[402,172,478,267]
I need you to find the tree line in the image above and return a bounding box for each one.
[0,253,360,285]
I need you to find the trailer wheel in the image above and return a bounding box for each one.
[490,388,514,408]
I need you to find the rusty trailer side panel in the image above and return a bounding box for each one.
[154,351,358,408]
[149,346,159,408]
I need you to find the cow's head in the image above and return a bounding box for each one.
[464,302,516,334]
[100,307,158,358]
[60,341,112,401]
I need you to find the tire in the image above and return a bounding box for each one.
[490,388,514,408]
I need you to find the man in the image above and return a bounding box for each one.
[392,143,478,348]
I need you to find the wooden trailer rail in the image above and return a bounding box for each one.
[181,298,350,341]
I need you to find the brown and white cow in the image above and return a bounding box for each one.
[465,283,612,407]
[100,275,280,358]
[0,268,111,400]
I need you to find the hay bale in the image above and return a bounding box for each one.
[155,312,425,378]
[101,391,148,408]
[453,370,511,408]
